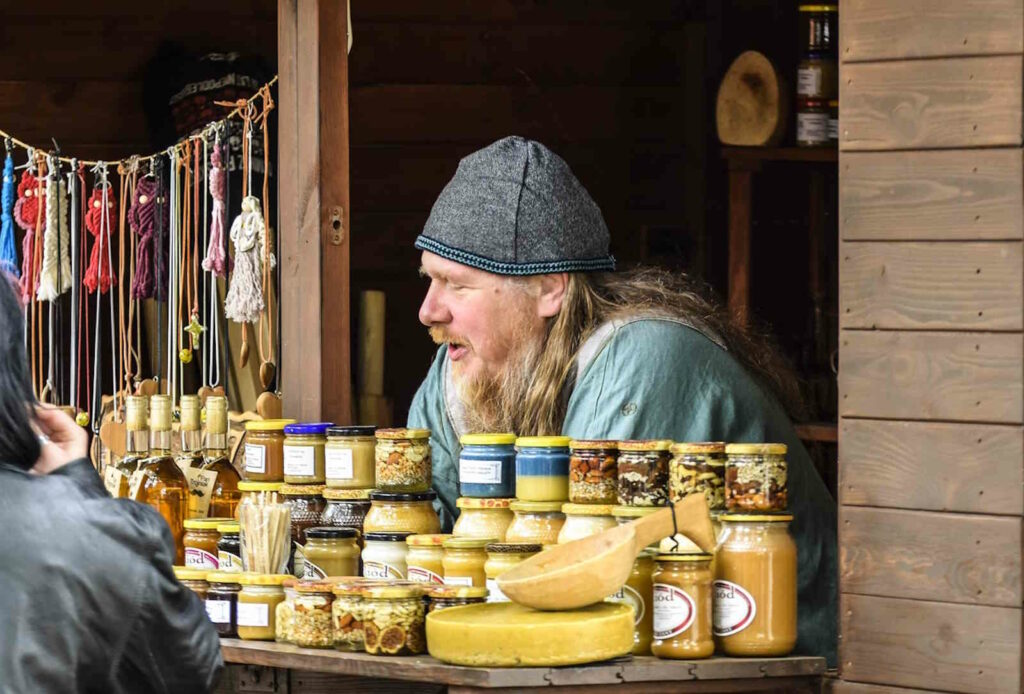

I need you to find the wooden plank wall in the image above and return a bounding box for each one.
[838,2,1024,692]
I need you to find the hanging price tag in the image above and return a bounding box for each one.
[103,466,126,497]
[185,468,219,519]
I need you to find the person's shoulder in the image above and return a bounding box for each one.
[579,316,725,375]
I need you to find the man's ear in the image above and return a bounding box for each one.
[536,273,568,318]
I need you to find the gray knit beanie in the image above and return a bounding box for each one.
[415,136,616,275]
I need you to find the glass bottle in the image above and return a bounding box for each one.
[109,395,150,498]
[178,395,205,472]
[201,395,242,519]
[136,395,189,564]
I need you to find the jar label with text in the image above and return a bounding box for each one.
[103,467,126,498]
[797,112,829,145]
[407,566,444,584]
[184,468,218,519]
[363,561,404,579]
[444,575,474,586]
[460,458,502,485]
[284,445,316,477]
[607,583,645,625]
[244,444,266,474]
[325,447,354,480]
[237,602,269,627]
[304,560,328,580]
[185,548,219,570]
[218,551,243,572]
[205,599,231,624]
[797,66,822,97]
[486,578,510,603]
[713,579,757,636]
[653,583,695,639]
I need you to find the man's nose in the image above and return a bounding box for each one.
[419,282,451,326]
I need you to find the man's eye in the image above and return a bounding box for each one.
[448,283,465,291]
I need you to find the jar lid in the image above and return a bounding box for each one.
[456,497,513,510]
[333,578,380,596]
[375,427,431,440]
[725,443,787,455]
[369,490,437,502]
[509,500,565,513]
[206,571,244,585]
[295,579,338,594]
[216,522,241,534]
[362,584,425,599]
[426,584,489,600]
[829,99,839,107]
[406,533,451,547]
[173,566,208,581]
[443,536,496,549]
[720,513,794,522]
[237,573,293,586]
[515,435,571,448]
[656,552,713,562]
[280,484,327,496]
[561,503,615,516]
[485,542,542,554]
[246,419,297,431]
[238,481,284,493]
[364,531,415,543]
[618,439,673,452]
[568,439,618,450]
[798,4,837,11]
[327,425,377,437]
[323,488,373,501]
[460,433,516,446]
[183,517,234,530]
[305,526,359,540]
[284,422,333,436]
[611,505,660,519]
[669,442,725,455]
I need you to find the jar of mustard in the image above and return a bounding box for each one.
[362,532,412,579]
[714,514,797,656]
[217,522,243,572]
[442,536,494,587]
[426,584,489,612]
[361,583,427,656]
[725,444,788,512]
[283,422,332,484]
[515,436,570,501]
[669,442,726,511]
[612,505,660,549]
[280,484,326,577]
[292,580,336,648]
[237,573,291,640]
[557,503,617,544]
[302,527,360,579]
[325,425,377,488]
[205,571,241,638]
[505,500,565,545]
[364,490,441,535]
[332,579,370,652]
[321,488,372,542]
[568,440,618,504]
[173,566,209,600]
[652,553,714,659]
[244,419,296,482]
[452,497,513,541]
[458,433,516,498]
[406,534,450,585]
[617,440,671,506]
[183,517,227,569]
[484,543,540,602]
[375,428,432,492]
[607,550,655,655]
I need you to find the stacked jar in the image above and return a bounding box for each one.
[283,422,333,485]
[515,436,571,502]
[617,440,671,507]
[796,4,838,147]
[244,420,297,481]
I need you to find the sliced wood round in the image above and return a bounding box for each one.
[716,50,788,146]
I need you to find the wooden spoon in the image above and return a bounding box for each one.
[497,494,715,611]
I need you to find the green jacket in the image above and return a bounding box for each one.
[409,317,837,665]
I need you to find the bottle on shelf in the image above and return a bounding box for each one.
[201,395,242,519]
[106,395,150,498]
[134,394,189,564]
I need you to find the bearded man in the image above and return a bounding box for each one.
[408,136,836,665]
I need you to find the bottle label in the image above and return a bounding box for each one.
[713,579,757,636]
[407,566,444,584]
[185,547,219,570]
[104,467,126,498]
[184,468,219,519]
[283,445,315,477]
[797,66,822,97]
[218,551,243,572]
[653,583,695,639]
[607,583,645,625]
[363,561,404,579]
[127,469,148,501]
[486,578,510,603]
[304,560,328,580]
[444,575,474,586]
[797,112,829,145]
[205,599,231,624]
[460,458,502,485]
[244,444,266,474]
[236,602,269,627]
[325,447,354,480]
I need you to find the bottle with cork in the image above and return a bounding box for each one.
[106,395,150,498]
[201,395,242,519]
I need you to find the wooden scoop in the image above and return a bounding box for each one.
[497,494,716,611]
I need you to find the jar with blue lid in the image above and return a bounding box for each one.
[283,422,334,485]
[459,433,517,498]
[515,436,571,502]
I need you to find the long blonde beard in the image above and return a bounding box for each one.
[453,336,543,433]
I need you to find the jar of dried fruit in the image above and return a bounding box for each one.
[292,581,336,648]
[375,428,432,492]
[361,584,427,656]
[669,442,726,511]
[568,440,618,504]
[617,440,672,506]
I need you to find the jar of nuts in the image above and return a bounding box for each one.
[375,429,432,492]
[568,440,618,504]
[361,583,427,656]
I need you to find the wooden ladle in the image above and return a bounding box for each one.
[497,494,716,611]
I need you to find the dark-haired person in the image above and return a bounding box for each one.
[409,137,837,664]
[0,277,222,693]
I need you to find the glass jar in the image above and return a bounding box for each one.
[173,566,209,600]
[237,481,284,509]
[276,578,299,643]
[724,444,788,512]
[658,513,723,578]
[568,440,618,504]
[426,584,489,612]
[828,99,839,143]
[652,553,714,659]
[797,54,837,100]
[332,579,370,652]
[321,488,372,542]
[283,422,332,484]
[302,527,360,578]
[797,99,830,148]
[669,442,726,511]
[515,436,570,501]
[325,425,377,489]
[452,497,513,541]
[442,536,493,587]
[364,491,441,535]
[217,522,243,572]
[458,433,516,498]
[406,534,450,585]
[244,419,296,482]
[505,500,566,545]
[612,505,661,549]
[484,543,540,603]
[715,514,797,656]
[617,440,671,506]
[799,3,837,54]
[362,532,412,579]
[237,574,290,641]
[375,428,432,492]
[280,484,326,577]
[205,571,241,638]
[557,503,618,544]
[607,550,655,655]
[183,518,225,569]
[292,581,336,648]
[361,584,427,656]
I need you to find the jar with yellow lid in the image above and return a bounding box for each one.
[714,514,797,656]
[452,497,513,541]
[725,444,788,512]
[237,573,291,640]
[484,543,540,602]
[321,488,372,543]
[237,480,284,506]
[652,553,714,659]
[217,522,243,572]
[362,532,412,579]
[283,422,332,484]
[244,419,297,482]
[612,505,661,548]
[669,442,726,511]
[375,428,432,492]
[568,440,618,504]
[183,517,230,569]
[364,490,441,535]
[276,577,299,643]
[325,425,376,489]
[607,550,655,655]
[458,433,516,498]
[425,584,489,612]
[515,436,570,501]
[442,536,494,587]
[505,500,565,545]
[361,583,427,655]
[332,579,374,651]
[302,527,360,578]
[280,483,326,577]
[406,534,450,584]
[205,571,242,637]
[173,566,209,600]
[557,503,617,544]
[292,580,336,648]
[617,440,671,507]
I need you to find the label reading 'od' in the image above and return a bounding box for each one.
[652,583,695,639]
[713,579,757,636]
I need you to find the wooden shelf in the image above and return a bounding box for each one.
[721,146,838,165]
[795,422,839,443]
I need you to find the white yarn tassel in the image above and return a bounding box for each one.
[37,177,71,301]
[224,195,275,323]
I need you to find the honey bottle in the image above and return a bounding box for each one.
[178,395,206,472]
[136,394,189,564]
[108,395,150,498]
[201,395,242,519]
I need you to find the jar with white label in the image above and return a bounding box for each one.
[442,536,494,587]
[217,522,243,572]
[458,433,516,498]
[796,54,836,100]
[205,572,241,638]
[283,422,332,484]
[243,420,296,482]
[484,542,540,603]
[361,531,412,579]
[237,574,290,641]
[607,550,655,655]
[280,484,326,577]
[406,534,450,585]
[797,99,830,148]
[325,425,376,489]
[651,553,713,659]
[183,518,224,570]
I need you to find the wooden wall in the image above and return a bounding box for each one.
[836,2,1024,692]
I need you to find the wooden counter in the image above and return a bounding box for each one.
[218,639,825,693]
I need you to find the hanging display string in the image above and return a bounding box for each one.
[256,86,276,374]
[166,148,179,402]
[68,159,79,409]
[89,164,107,433]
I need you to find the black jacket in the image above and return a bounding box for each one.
[0,458,222,693]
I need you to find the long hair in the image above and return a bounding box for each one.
[0,275,41,469]
[517,267,806,436]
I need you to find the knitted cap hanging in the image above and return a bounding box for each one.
[37,173,71,301]
[224,195,274,323]
[201,144,231,277]
[83,184,117,294]
[0,154,17,278]
[15,169,45,301]
[128,176,158,299]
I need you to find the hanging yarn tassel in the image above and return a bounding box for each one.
[15,169,45,301]
[201,144,231,277]
[128,176,158,299]
[224,195,274,323]
[37,174,71,301]
[153,166,169,302]
[83,184,117,294]
[0,154,18,277]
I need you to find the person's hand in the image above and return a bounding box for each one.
[32,405,90,475]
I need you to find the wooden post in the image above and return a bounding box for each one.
[277,0,353,423]
[726,162,758,324]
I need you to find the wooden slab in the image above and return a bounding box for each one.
[840,56,1023,151]
[827,680,949,694]
[840,149,1024,241]
[840,594,1021,694]
[840,241,1022,330]
[840,419,1023,514]
[840,0,1023,62]
[838,331,1023,423]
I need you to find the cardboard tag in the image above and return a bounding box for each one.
[103,467,126,497]
[99,419,127,459]
[128,469,148,501]
[185,468,219,519]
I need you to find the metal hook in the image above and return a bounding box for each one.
[4,136,11,154]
